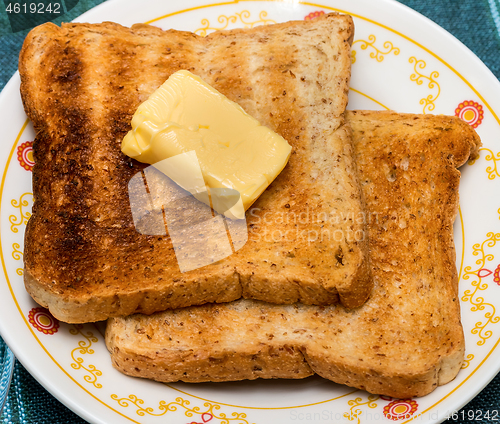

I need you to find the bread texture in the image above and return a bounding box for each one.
[19,15,373,323]
[105,110,481,398]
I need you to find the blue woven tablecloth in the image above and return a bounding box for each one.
[1,0,499,422]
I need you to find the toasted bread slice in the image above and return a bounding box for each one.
[19,14,372,323]
[105,111,481,398]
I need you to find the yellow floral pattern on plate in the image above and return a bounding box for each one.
[195,10,275,36]
[9,192,32,275]
[477,148,500,179]
[344,395,379,424]
[409,57,440,113]
[462,353,475,369]
[11,242,23,275]
[462,232,500,346]
[70,325,103,389]
[351,35,400,64]
[111,395,250,423]
[9,192,32,233]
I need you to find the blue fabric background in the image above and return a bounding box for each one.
[0,0,499,422]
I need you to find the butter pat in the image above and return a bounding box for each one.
[122,70,292,217]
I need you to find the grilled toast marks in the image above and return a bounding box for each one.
[106,111,481,398]
[20,15,372,323]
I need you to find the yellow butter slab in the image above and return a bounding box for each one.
[122,70,292,218]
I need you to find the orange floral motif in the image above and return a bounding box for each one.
[28,307,59,335]
[455,100,484,128]
[17,141,34,171]
[383,399,418,420]
[494,264,500,285]
[305,11,324,20]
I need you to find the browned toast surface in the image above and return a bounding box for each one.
[105,110,481,398]
[20,15,372,323]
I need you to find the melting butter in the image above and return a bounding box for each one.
[122,70,292,219]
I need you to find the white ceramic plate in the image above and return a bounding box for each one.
[1,0,500,423]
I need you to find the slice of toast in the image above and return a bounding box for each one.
[19,14,372,324]
[105,110,481,398]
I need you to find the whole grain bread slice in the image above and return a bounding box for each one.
[105,110,481,398]
[20,14,372,323]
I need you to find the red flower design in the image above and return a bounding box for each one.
[28,307,59,335]
[17,141,34,171]
[455,100,484,128]
[305,11,325,20]
[478,268,493,278]
[383,399,418,420]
